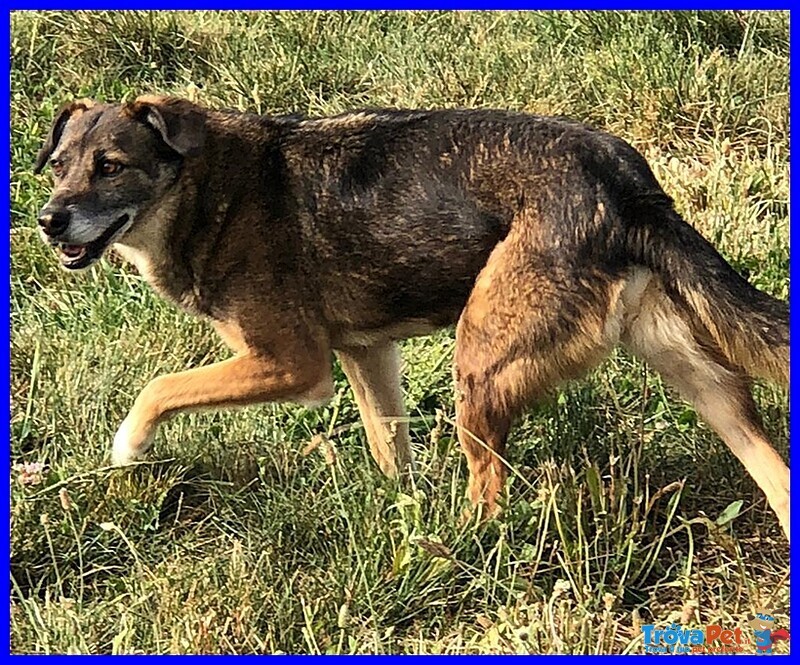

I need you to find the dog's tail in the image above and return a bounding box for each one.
[622,195,788,386]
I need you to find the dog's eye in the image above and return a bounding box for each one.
[99,160,124,177]
[50,160,64,178]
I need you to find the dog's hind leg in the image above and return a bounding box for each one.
[454,232,621,517]
[336,342,414,478]
[622,278,790,541]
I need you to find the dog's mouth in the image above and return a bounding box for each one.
[55,214,132,270]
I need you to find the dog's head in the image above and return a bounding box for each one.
[34,95,206,270]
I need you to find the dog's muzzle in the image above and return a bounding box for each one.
[37,206,133,270]
[38,208,71,238]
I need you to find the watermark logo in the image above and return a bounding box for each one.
[641,623,746,654]
[747,611,790,655]
[641,623,704,654]
[704,625,748,654]
[641,615,790,654]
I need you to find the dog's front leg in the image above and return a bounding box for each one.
[111,353,333,465]
[335,342,414,478]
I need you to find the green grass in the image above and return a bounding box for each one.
[10,10,789,654]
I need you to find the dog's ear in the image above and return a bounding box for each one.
[130,95,206,158]
[33,99,95,174]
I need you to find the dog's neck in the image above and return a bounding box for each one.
[112,182,205,312]
[113,160,242,318]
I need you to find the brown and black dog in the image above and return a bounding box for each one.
[34,95,790,539]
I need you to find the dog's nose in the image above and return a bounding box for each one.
[37,209,71,237]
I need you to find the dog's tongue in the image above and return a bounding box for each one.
[61,244,85,258]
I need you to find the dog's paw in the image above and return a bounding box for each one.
[111,417,155,466]
[460,500,504,528]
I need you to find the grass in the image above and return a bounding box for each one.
[9,10,789,654]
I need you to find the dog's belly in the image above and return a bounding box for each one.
[324,268,471,348]
[317,204,508,340]
[321,240,492,347]
[331,318,444,348]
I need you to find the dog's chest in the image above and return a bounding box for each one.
[113,242,208,314]
[113,243,156,281]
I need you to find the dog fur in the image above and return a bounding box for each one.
[34,95,790,539]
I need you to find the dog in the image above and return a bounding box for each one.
[33,95,790,540]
